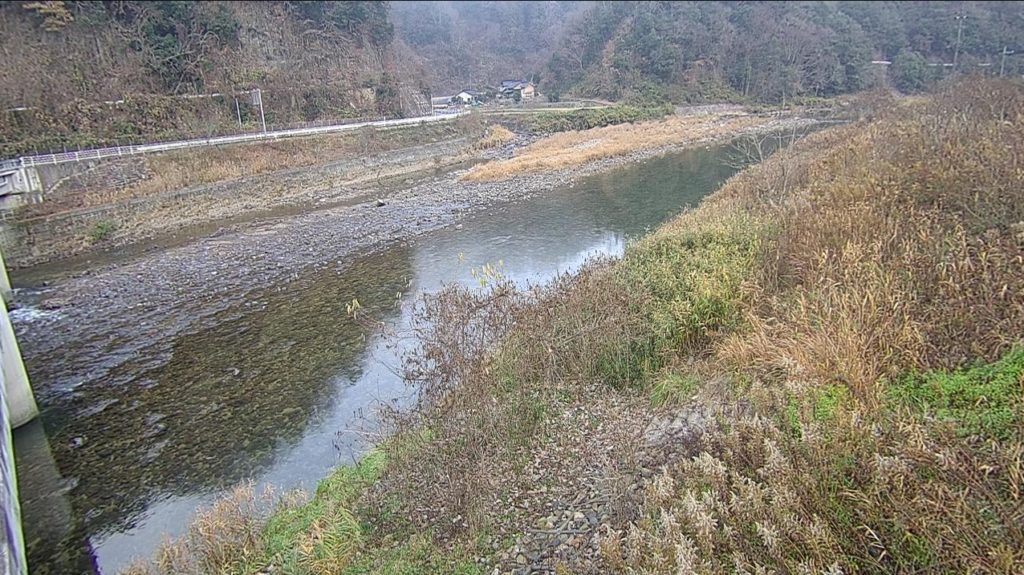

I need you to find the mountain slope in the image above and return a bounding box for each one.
[390,1,590,94]
[543,1,1024,103]
[1,1,422,156]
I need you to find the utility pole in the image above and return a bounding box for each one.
[953,13,967,68]
[1000,46,1015,77]
[253,88,267,133]
[234,96,242,128]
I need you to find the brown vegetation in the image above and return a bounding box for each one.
[19,122,464,219]
[1,1,416,156]
[472,125,516,150]
[124,78,1024,574]
[389,78,1024,573]
[462,113,770,181]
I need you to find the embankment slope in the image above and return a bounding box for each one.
[124,79,1024,574]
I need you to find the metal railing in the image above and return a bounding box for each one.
[2,110,465,170]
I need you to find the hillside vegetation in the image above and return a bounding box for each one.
[7,2,1024,157]
[1,1,422,156]
[394,1,1024,104]
[390,1,589,94]
[124,78,1024,574]
[543,1,1024,103]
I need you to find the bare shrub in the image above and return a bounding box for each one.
[473,125,516,150]
[375,260,649,538]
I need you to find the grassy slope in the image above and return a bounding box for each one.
[125,79,1024,574]
[597,79,1024,573]
[605,80,1023,573]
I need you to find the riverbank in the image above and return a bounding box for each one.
[4,120,481,269]
[12,110,813,405]
[123,79,1023,574]
[14,106,815,572]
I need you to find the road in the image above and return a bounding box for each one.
[0,111,466,170]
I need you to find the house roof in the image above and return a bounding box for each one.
[500,80,528,89]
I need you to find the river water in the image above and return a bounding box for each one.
[13,144,741,574]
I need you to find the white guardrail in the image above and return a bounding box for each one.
[0,111,465,171]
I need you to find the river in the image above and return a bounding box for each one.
[12,143,742,574]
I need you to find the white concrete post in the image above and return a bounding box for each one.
[0,296,36,429]
[0,365,28,575]
[0,251,9,304]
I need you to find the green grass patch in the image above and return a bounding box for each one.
[782,384,850,438]
[89,220,118,243]
[785,397,803,437]
[258,451,386,573]
[888,347,1024,440]
[814,384,849,423]
[341,533,482,575]
[650,372,700,406]
[595,335,662,389]
[622,215,766,353]
[254,448,479,575]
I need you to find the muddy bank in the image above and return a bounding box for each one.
[12,114,816,407]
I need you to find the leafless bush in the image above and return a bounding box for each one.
[371,259,649,539]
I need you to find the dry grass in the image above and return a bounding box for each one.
[384,78,1024,573]
[461,113,770,181]
[473,125,516,150]
[596,78,1024,573]
[125,78,1024,574]
[121,483,272,575]
[721,82,1024,402]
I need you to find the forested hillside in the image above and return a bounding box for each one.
[390,1,590,94]
[6,1,1024,157]
[544,1,1024,102]
[1,1,426,156]
[391,1,1024,103]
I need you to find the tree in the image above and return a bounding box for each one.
[891,49,932,93]
[22,0,73,31]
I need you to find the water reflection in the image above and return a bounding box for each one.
[19,247,414,573]
[411,146,738,289]
[18,143,744,574]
